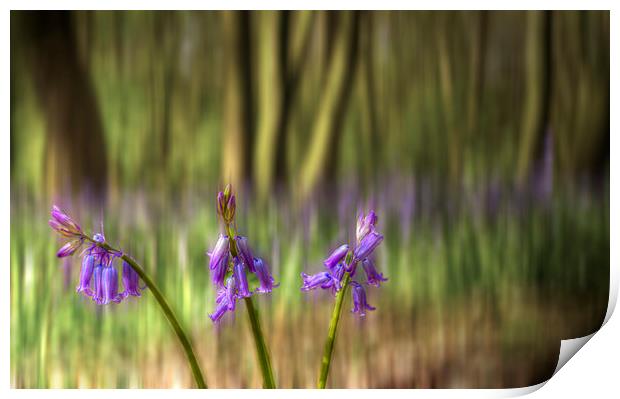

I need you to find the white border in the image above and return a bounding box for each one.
[3,2,616,398]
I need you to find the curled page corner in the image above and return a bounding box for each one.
[509,269,618,396]
[552,332,596,376]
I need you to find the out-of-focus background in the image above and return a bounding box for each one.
[10,10,609,388]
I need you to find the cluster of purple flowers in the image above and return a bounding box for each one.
[301,210,386,316]
[49,206,143,305]
[207,186,277,323]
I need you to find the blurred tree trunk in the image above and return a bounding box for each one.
[254,11,282,199]
[254,11,315,199]
[298,11,360,200]
[467,11,488,139]
[221,11,254,187]
[361,11,380,183]
[23,11,108,202]
[274,12,315,186]
[516,11,552,185]
[437,13,461,186]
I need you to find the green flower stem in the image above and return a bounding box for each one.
[225,225,276,389]
[99,241,208,389]
[243,296,276,388]
[318,271,352,388]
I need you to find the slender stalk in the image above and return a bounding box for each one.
[244,296,276,388]
[318,272,351,388]
[225,224,276,388]
[100,242,208,389]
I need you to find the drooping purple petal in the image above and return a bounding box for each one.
[350,281,375,317]
[233,258,251,298]
[76,254,95,296]
[122,260,142,297]
[362,258,388,287]
[92,264,104,304]
[323,244,349,270]
[301,271,333,291]
[208,235,229,287]
[225,275,237,310]
[101,265,122,305]
[353,230,383,261]
[235,236,255,273]
[208,234,229,270]
[254,257,277,293]
[209,288,233,323]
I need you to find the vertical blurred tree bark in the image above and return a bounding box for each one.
[254,11,314,199]
[221,11,254,187]
[254,11,282,199]
[298,11,360,200]
[516,11,552,185]
[23,11,108,201]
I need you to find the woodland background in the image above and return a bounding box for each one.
[10,11,609,388]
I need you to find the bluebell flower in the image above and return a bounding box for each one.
[234,258,252,298]
[301,209,386,317]
[235,236,255,273]
[207,185,278,323]
[254,257,277,293]
[209,286,235,323]
[323,244,349,270]
[208,234,229,287]
[225,275,237,311]
[350,281,375,317]
[76,254,95,296]
[353,230,383,262]
[49,206,137,306]
[100,266,122,305]
[362,258,388,287]
[301,271,334,291]
[122,260,143,297]
[356,210,378,242]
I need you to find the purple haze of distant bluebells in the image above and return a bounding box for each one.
[300,210,387,317]
[48,205,144,305]
[207,188,278,323]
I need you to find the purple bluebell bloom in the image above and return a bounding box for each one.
[350,281,375,317]
[301,271,334,291]
[254,257,277,293]
[235,236,255,273]
[208,235,229,270]
[99,266,122,305]
[92,264,104,303]
[301,209,386,317]
[48,206,144,306]
[57,239,83,258]
[234,258,252,298]
[323,244,349,270]
[76,254,95,296]
[353,231,383,262]
[362,258,388,287]
[122,261,143,297]
[356,210,378,242]
[208,235,229,287]
[49,205,83,238]
[209,287,234,323]
[207,184,278,323]
[225,275,237,311]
